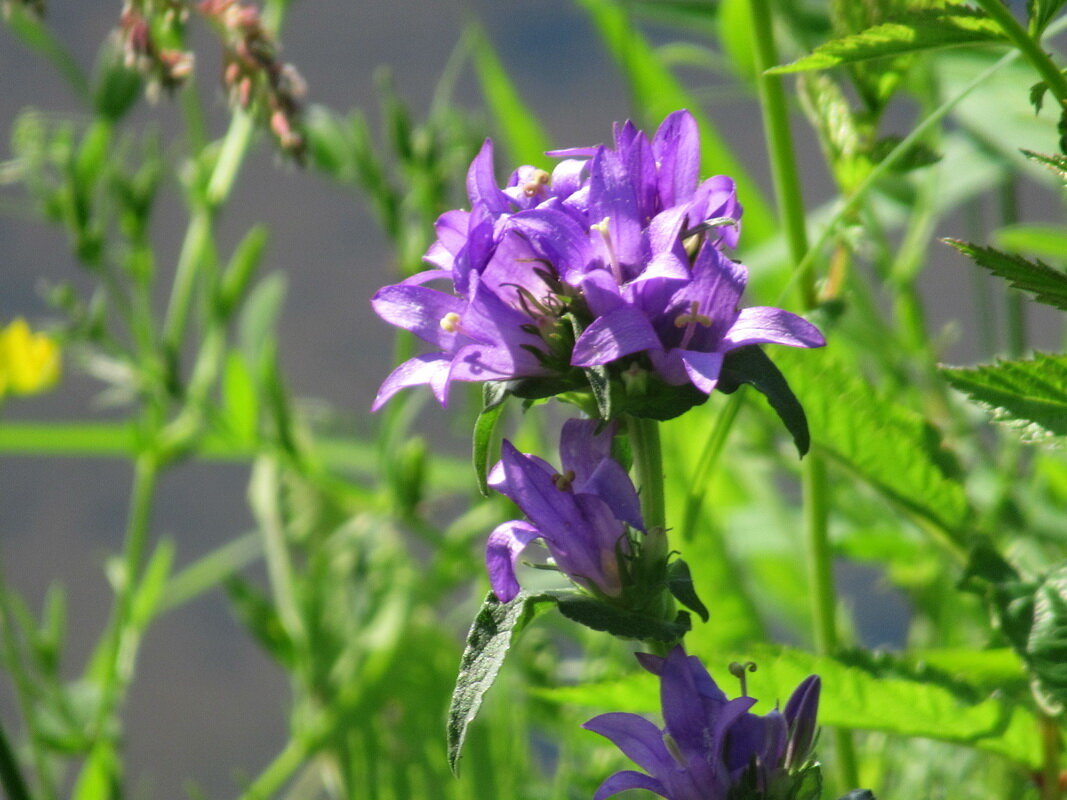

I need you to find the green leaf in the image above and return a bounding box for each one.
[219,225,269,317]
[772,349,972,549]
[995,223,1067,261]
[467,24,552,167]
[718,346,811,457]
[584,363,612,420]
[545,644,1046,767]
[941,353,1067,441]
[129,539,174,630]
[222,352,259,446]
[1029,0,1067,35]
[72,742,119,800]
[1022,148,1067,180]
[447,591,554,774]
[771,13,1007,74]
[555,596,691,642]
[1027,562,1067,714]
[473,383,508,496]
[945,239,1067,311]
[0,718,32,800]
[666,558,709,623]
[576,0,776,244]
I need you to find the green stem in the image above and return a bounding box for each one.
[972,0,1067,104]
[746,0,860,789]
[626,415,666,535]
[1039,713,1063,800]
[681,393,744,542]
[0,717,32,800]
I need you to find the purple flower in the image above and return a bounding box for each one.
[584,647,821,800]
[371,110,824,419]
[484,419,643,603]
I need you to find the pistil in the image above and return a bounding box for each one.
[673,301,712,349]
[591,217,624,284]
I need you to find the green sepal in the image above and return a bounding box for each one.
[1027,562,1067,715]
[447,591,555,775]
[555,596,691,643]
[719,346,811,457]
[473,382,509,496]
[666,558,709,623]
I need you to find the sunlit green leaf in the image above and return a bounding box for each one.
[771,13,1007,74]
[942,353,1067,441]
[1028,562,1067,714]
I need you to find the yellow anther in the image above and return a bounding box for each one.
[674,301,712,328]
[522,169,551,197]
[440,312,462,333]
[552,469,576,491]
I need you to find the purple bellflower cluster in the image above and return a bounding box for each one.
[585,647,821,800]
[371,110,824,420]
[485,419,649,603]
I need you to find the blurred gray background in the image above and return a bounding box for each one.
[0,1,1060,796]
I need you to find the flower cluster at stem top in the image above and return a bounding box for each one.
[371,109,824,418]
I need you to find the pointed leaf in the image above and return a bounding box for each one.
[447,591,555,774]
[1028,562,1067,714]
[944,239,1067,311]
[1022,149,1067,181]
[473,382,509,496]
[666,558,709,623]
[718,346,810,457]
[556,596,691,642]
[771,13,1007,74]
[1029,0,1067,34]
[941,353,1067,441]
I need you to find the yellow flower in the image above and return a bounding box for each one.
[0,318,61,397]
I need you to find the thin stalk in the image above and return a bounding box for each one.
[626,415,666,535]
[746,0,860,789]
[972,0,1067,104]
[1039,713,1063,800]
[681,392,744,542]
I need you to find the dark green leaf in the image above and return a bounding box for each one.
[1029,0,1067,35]
[0,718,32,800]
[666,558,709,623]
[945,239,1067,311]
[447,591,554,774]
[1028,563,1067,714]
[941,353,1067,441]
[719,346,810,457]
[224,576,294,667]
[556,596,690,642]
[870,135,941,171]
[621,380,709,420]
[473,383,508,496]
[770,13,1007,74]
[584,364,612,419]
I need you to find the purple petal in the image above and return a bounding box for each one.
[784,675,821,769]
[371,284,467,348]
[588,146,646,274]
[551,158,589,199]
[679,349,724,394]
[580,459,645,531]
[572,306,662,367]
[371,354,451,411]
[721,307,826,350]
[486,520,542,602]
[558,419,614,481]
[659,646,713,767]
[592,771,669,800]
[506,207,593,281]
[546,145,599,158]
[466,139,511,215]
[583,713,674,776]
[653,110,700,208]
[424,209,471,271]
[691,175,743,248]
[580,270,626,317]
[400,269,452,286]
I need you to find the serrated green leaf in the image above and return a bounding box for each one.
[555,596,691,642]
[942,353,1067,440]
[771,13,1007,74]
[544,644,1045,767]
[447,591,554,774]
[1028,562,1067,714]
[666,558,709,623]
[945,239,1067,310]
[772,349,972,548]
[719,346,811,457]
[473,383,508,496]
[995,223,1067,261]
[576,0,775,244]
[1022,148,1067,180]
[468,24,552,167]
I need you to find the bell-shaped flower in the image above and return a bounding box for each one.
[484,419,643,603]
[584,646,821,800]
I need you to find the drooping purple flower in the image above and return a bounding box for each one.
[584,647,821,800]
[484,419,643,603]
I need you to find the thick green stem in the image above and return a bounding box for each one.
[626,415,666,536]
[745,0,860,789]
[972,0,1067,104]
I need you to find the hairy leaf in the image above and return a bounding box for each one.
[773,349,972,547]
[719,346,811,457]
[447,592,554,774]
[1022,148,1067,180]
[666,558,710,623]
[945,239,1067,311]
[545,644,1045,767]
[941,353,1067,441]
[1027,563,1067,714]
[771,13,1007,74]
[556,596,691,642]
